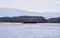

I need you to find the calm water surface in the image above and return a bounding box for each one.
[0,23,60,38]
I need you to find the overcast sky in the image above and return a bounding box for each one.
[0,0,60,12]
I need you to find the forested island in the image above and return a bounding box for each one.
[0,16,60,23]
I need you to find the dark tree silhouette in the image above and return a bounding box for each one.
[0,16,47,23]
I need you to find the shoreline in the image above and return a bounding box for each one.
[0,22,60,24]
[0,22,23,24]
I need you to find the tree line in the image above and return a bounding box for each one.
[0,16,60,23]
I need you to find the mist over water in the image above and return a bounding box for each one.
[0,23,60,38]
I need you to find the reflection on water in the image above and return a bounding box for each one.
[0,23,60,38]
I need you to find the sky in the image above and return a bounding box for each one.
[0,0,60,12]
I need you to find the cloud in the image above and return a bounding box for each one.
[0,0,60,12]
[53,1,60,4]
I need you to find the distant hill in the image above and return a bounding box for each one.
[0,7,60,18]
[0,16,47,23]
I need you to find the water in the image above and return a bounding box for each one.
[0,23,60,38]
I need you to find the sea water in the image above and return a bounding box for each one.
[0,23,60,38]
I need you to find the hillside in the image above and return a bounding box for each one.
[0,7,60,19]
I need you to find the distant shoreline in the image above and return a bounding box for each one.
[0,22,60,24]
[0,22,23,24]
[0,16,60,23]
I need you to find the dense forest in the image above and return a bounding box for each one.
[0,16,60,23]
